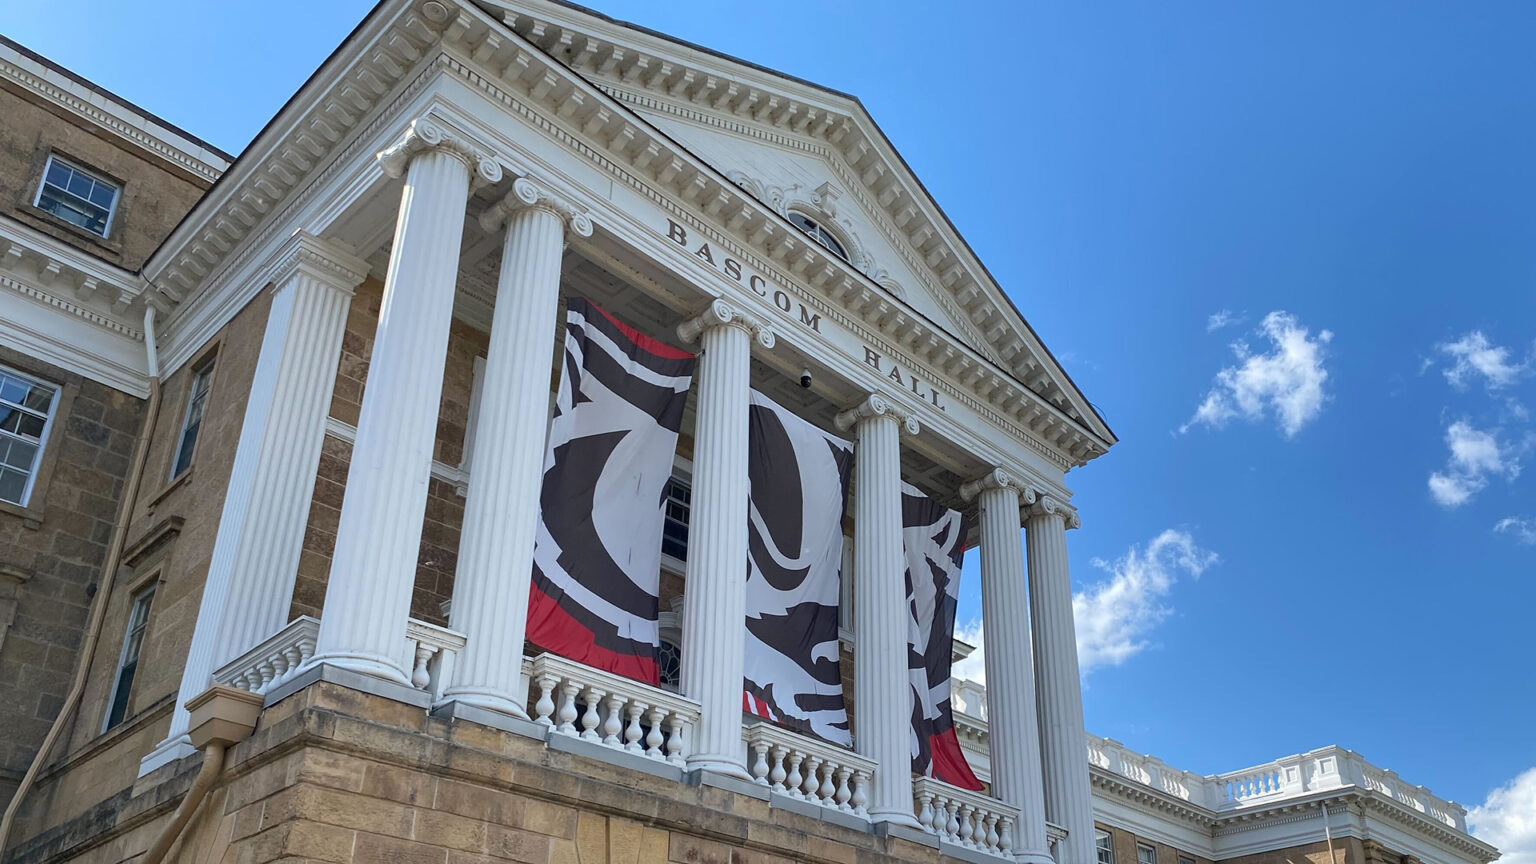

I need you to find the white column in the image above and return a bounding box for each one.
[834,394,920,827]
[960,469,1052,864]
[442,179,592,716]
[1026,496,1094,864]
[310,116,501,684]
[139,231,367,776]
[675,299,773,779]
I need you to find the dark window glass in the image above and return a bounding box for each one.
[0,368,58,506]
[661,476,690,561]
[106,587,155,730]
[35,156,118,237]
[171,362,215,477]
[786,211,848,260]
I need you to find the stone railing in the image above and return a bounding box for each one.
[914,776,1018,858]
[1085,733,1468,831]
[526,653,698,765]
[742,722,875,815]
[405,618,467,703]
[212,616,318,696]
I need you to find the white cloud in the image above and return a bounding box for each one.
[948,531,1218,683]
[1181,311,1333,439]
[1470,766,1536,864]
[1438,331,1528,391]
[1428,421,1522,508]
[1206,309,1244,332]
[1495,516,1536,545]
[1072,530,1218,673]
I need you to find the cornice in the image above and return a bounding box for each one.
[0,216,147,338]
[0,43,228,184]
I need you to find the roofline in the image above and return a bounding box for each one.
[513,1,1114,441]
[0,33,236,164]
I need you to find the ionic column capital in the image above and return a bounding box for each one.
[959,467,1033,503]
[676,299,775,348]
[478,177,595,238]
[264,230,370,297]
[1024,495,1081,530]
[834,393,919,436]
[376,115,502,185]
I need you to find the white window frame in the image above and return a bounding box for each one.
[1137,843,1157,864]
[103,581,156,732]
[1095,831,1115,864]
[170,358,216,479]
[0,364,60,508]
[786,210,849,261]
[659,455,693,577]
[34,153,121,238]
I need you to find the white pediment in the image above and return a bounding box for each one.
[471,0,1115,451]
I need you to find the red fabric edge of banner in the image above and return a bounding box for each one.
[929,727,984,791]
[526,583,660,686]
[587,299,695,360]
[742,692,773,720]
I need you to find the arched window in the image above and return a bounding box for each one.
[786,210,848,261]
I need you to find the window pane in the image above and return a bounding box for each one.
[23,384,54,411]
[89,182,116,207]
[0,376,26,404]
[3,439,37,470]
[66,171,93,199]
[45,160,69,187]
[17,413,44,439]
[0,467,24,504]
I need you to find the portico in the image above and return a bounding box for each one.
[133,2,1115,862]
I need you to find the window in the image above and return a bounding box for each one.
[1137,844,1157,864]
[657,638,681,692]
[1095,832,1114,864]
[34,154,119,237]
[786,211,848,261]
[0,366,59,507]
[1178,857,1196,864]
[105,585,155,730]
[660,476,691,561]
[171,360,215,478]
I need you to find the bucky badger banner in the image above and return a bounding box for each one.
[742,390,854,745]
[903,482,984,790]
[528,298,695,685]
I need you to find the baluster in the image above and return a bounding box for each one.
[242,668,262,692]
[768,745,788,791]
[750,741,770,784]
[533,674,558,725]
[601,693,625,746]
[785,752,805,799]
[917,791,936,831]
[664,713,685,764]
[802,756,824,803]
[833,765,852,811]
[556,679,581,735]
[579,688,604,741]
[269,653,290,689]
[282,644,304,685]
[257,657,277,692]
[643,706,665,758]
[998,815,1015,858]
[958,803,976,847]
[983,812,1000,853]
[851,769,870,815]
[623,702,646,752]
[411,642,434,690]
[944,797,961,841]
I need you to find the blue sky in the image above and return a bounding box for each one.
[6,0,1533,854]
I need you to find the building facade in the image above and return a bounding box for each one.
[0,7,1498,864]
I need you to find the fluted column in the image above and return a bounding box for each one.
[1026,496,1093,864]
[311,116,501,684]
[960,469,1052,864]
[442,179,593,716]
[675,299,773,778]
[834,394,920,827]
[139,232,367,776]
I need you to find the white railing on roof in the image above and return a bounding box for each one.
[1084,733,1468,831]
[212,616,319,696]
[743,722,874,815]
[405,618,467,703]
[526,652,698,765]
[914,776,1018,858]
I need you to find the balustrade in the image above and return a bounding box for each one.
[406,618,468,703]
[742,722,875,815]
[913,776,1018,858]
[212,616,318,696]
[526,653,698,765]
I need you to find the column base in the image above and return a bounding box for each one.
[438,687,531,720]
[305,650,412,686]
[685,753,752,781]
[867,807,922,829]
[1012,850,1056,864]
[138,733,197,777]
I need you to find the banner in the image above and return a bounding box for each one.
[903,481,984,789]
[742,390,854,745]
[528,298,695,684]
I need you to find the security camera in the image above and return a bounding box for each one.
[800,369,813,389]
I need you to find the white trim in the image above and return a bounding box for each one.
[102,582,157,733]
[34,153,121,238]
[168,357,216,480]
[323,415,467,492]
[0,362,60,507]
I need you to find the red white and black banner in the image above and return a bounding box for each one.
[742,390,854,745]
[528,298,696,685]
[903,481,984,790]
